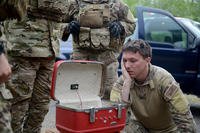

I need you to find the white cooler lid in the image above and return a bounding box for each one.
[51,60,103,108]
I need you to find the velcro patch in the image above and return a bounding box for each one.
[164,83,178,101]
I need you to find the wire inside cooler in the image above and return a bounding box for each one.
[76,89,83,109]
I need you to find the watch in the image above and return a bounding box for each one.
[0,41,5,55]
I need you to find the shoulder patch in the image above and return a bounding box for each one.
[164,83,178,101]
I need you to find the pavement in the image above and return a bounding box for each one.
[41,100,57,133]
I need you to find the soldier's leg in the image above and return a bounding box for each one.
[23,59,54,133]
[98,51,119,100]
[0,83,13,133]
[11,100,29,133]
[102,61,118,99]
[122,119,149,133]
[6,57,38,133]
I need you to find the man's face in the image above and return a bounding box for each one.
[122,51,150,79]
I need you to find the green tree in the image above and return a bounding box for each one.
[123,0,200,22]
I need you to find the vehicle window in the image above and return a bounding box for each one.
[143,11,187,49]
[177,18,200,37]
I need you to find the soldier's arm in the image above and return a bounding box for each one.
[0,25,11,84]
[0,0,28,21]
[61,0,79,41]
[110,76,124,102]
[0,53,11,84]
[121,59,132,102]
[118,1,136,37]
[110,76,132,104]
[161,76,197,132]
[0,41,11,84]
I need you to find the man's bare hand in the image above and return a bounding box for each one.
[0,54,11,83]
[121,59,132,102]
[121,59,131,82]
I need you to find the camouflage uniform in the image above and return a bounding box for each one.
[111,64,197,133]
[0,24,13,133]
[0,83,13,133]
[0,0,27,21]
[63,0,135,99]
[0,1,27,132]
[4,3,62,132]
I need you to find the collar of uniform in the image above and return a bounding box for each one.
[133,64,155,90]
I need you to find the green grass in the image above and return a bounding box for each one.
[185,94,200,105]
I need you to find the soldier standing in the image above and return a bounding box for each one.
[4,0,67,132]
[0,24,13,133]
[0,0,27,132]
[62,0,136,99]
[0,25,11,85]
[110,39,197,132]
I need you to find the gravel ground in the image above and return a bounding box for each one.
[42,100,57,129]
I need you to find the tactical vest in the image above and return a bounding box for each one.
[76,0,114,50]
[27,0,69,22]
[0,0,28,21]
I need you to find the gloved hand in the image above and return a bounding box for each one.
[108,21,124,38]
[68,20,80,36]
[62,21,80,41]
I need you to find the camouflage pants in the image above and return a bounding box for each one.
[120,108,178,133]
[121,119,149,133]
[72,49,119,100]
[0,83,13,133]
[6,57,54,133]
[119,108,148,133]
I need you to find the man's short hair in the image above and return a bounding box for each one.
[123,39,152,58]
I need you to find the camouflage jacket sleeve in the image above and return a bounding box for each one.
[61,0,79,41]
[110,76,124,102]
[61,0,79,26]
[0,24,7,52]
[0,0,28,21]
[67,0,79,21]
[160,74,197,132]
[111,0,136,37]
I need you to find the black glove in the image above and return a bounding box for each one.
[62,21,80,41]
[68,21,80,36]
[108,21,124,38]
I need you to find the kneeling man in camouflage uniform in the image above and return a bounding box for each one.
[110,39,196,133]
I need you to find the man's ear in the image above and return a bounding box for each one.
[145,57,151,63]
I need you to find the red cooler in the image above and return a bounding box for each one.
[51,60,126,133]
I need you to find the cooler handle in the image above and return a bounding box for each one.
[90,107,96,123]
[117,104,122,119]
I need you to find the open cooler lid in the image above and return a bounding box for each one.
[51,60,104,108]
